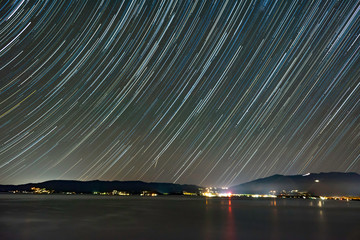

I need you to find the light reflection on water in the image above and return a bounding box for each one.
[0,194,359,240]
[224,198,235,240]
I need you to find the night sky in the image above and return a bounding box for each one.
[1,0,359,186]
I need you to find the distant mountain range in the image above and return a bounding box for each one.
[229,172,360,196]
[1,172,359,196]
[0,180,201,195]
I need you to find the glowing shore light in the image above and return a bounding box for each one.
[218,192,232,197]
[203,192,216,197]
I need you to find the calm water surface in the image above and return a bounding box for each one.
[0,194,359,240]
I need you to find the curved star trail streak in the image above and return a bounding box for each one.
[0,0,359,186]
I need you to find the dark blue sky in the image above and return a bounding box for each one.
[0,0,359,186]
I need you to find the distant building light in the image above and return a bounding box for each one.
[218,192,232,197]
[203,192,216,197]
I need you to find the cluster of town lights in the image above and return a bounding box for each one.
[202,192,232,197]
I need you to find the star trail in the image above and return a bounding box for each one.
[0,0,359,186]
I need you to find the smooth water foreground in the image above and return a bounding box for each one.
[0,194,359,240]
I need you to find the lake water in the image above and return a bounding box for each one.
[0,194,359,240]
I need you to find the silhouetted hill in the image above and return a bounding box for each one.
[0,180,201,194]
[230,172,360,196]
